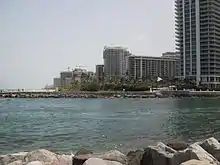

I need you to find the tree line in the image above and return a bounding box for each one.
[59,78,214,92]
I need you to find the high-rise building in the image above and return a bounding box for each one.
[162,52,181,78]
[60,71,73,87]
[96,65,104,83]
[128,56,177,80]
[103,46,131,80]
[175,0,220,88]
[72,68,87,83]
[53,78,61,88]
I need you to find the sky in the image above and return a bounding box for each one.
[0,0,176,89]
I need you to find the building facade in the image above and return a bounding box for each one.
[175,0,220,88]
[103,46,131,80]
[72,68,87,83]
[128,56,177,80]
[60,71,73,87]
[162,52,181,78]
[53,78,61,88]
[96,65,104,83]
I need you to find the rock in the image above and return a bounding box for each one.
[0,152,27,165]
[100,150,128,164]
[189,143,219,164]
[24,149,59,165]
[7,160,23,165]
[172,149,193,165]
[73,150,127,165]
[57,154,72,165]
[26,161,44,165]
[172,143,220,165]
[167,142,189,151]
[83,158,123,165]
[75,149,93,156]
[141,142,176,165]
[180,159,212,165]
[199,137,220,161]
[139,142,219,165]
[127,150,144,165]
[73,154,89,165]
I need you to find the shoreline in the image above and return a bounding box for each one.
[1,137,220,165]
[1,90,220,99]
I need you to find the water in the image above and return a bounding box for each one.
[1,98,220,155]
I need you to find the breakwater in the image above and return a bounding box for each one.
[1,90,220,98]
[1,137,220,165]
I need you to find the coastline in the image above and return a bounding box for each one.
[1,90,220,99]
[1,137,220,165]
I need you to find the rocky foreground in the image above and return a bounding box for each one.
[2,137,220,165]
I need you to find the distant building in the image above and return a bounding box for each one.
[53,78,61,88]
[103,46,131,80]
[72,68,88,83]
[128,56,177,80]
[65,77,73,86]
[44,85,54,90]
[162,52,180,78]
[60,71,73,87]
[96,65,104,83]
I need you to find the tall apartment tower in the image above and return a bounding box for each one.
[96,64,104,83]
[175,0,220,88]
[103,46,131,80]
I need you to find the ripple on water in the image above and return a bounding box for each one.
[1,98,220,154]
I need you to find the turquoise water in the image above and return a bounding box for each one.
[0,98,220,155]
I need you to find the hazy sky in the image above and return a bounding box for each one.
[0,0,176,89]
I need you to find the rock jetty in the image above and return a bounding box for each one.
[1,137,220,165]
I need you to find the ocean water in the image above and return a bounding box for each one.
[0,98,220,155]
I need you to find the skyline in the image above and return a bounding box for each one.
[0,0,176,88]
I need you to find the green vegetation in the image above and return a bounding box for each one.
[59,77,219,92]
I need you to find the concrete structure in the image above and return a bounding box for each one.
[65,77,73,86]
[103,46,131,80]
[53,78,61,88]
[60,71,73,87]
[175,0,220,88]
[128,56,177,80]
[162,52,181,78]
[72,68,88,83]
[96,65,104,83]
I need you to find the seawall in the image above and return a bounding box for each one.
[1,137,220,165]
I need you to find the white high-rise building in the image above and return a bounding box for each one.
[103,46,131,80]
[53,78,61,88]
[175,0,220,88]
[60,71,73,87]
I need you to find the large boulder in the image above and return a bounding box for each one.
[57,154,72,165]
[26,161,44,165]
[172,143,220,165]
[7,160,23,165]
[83,158,123,165]
[24,149,59,165]
[127,150,145,165]
[188,143,219,164]
[180,159,212,165]
[0,152,27,165]
[199,137,220,161]
[73,150,127,165]
[100,150,128,164]
[167,142,189,151]
[136,141,220,165]
[141,142,177,165]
